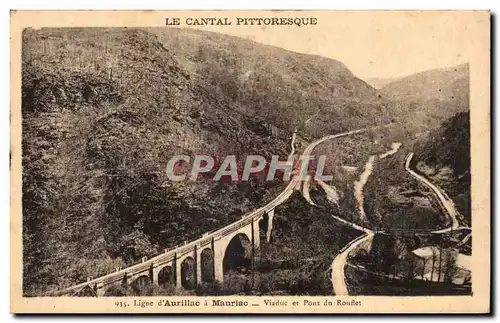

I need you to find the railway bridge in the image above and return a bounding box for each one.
[55,204,281,296]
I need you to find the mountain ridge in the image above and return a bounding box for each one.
[381,63,469,103]
[379,63,469,133]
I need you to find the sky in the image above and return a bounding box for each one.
[179,11,486,80]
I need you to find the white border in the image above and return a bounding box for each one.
[3,1,497,322]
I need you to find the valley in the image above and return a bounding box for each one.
[21,27,471,297]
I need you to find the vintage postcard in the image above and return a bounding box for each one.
[10,10,490,313]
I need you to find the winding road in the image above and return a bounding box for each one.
[405,153,462,232]
[328,151,470,296]
[329,144,403,295]
[331,232,374,295]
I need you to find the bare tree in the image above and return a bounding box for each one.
[443,249,459,284]
[430,247,439,282]
[421,257,428,280]
[437,239,444,283]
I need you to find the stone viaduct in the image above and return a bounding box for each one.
[56,190,288,296]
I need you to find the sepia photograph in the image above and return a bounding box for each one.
[10,10,490,313]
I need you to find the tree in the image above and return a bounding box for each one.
[443,249,459,284]
[430,247,439,282]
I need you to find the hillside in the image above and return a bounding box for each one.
[380,63,469,132]
[148,28,395,138]
[21,27,395,295]
[380,63,470,223]
[361,64,470,231]
[414,111,471,225]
